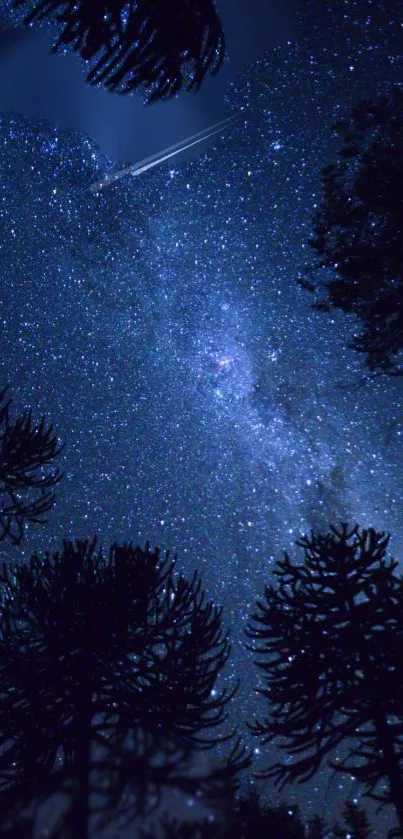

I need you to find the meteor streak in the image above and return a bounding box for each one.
[89,114,240,193]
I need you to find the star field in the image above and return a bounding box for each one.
[1,0,403,831]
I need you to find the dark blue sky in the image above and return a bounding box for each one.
[1,0,403,835]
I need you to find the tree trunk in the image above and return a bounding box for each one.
[62,689,93,839]
[373,705,403,836]
[353,613,403,836]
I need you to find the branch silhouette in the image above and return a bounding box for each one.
[0,387,62,545]
[247,522,403,836]
[0,538,249,836]
[12,0,226,103]
[299,84,403,377]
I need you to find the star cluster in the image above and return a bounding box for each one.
[1,0,403,830]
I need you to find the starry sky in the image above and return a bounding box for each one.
[1,0,403,833]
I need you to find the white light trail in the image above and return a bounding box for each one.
[89,114,240,193]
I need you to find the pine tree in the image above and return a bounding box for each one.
[331,824,347,839]
[307,812,327,839]
[141,793,307,839]
[140,815,222,839]
[247,522,403,836]
[299,84,403,377]
[12,0,226,103]
[0,538,249,837]
[343,800,372,838]
[0,387,62,544]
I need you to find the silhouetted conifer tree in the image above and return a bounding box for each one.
[343,799,372,838]
[0,387,62,545]
[235,786,306,838]
[331,824,347,839]
[141,785,307,839]
[12,0,226,103]
[0,814,34,838]
[247,522,403,836]
[0,539,249,837]
[140,815,219,839]
[306,812,327,839]
[298,84,403,376]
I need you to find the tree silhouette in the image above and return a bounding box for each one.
[0,387,62,545]
[139,788,375,839]
[0,814,34,839]
[331,824,347,839]
[306,813,327,839]
[12,0,226,104]
[140,783,307,839]
[299,84,403,376]
[342,799,372,838]
[247,522,403,836]
[140,815,219,839]
[0,538,248,837]
[227,783,306,839]
[235,798,306,839]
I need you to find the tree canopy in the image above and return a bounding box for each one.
[140,782,307,839]
[0,387,62,545]
[247,522,403,835]
[12,0,226,103]
[0,538,248,837]
[299,84,403,377]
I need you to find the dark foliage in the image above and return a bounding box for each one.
[306,813,327,839]
[0,16,31,53]
[0,387,62,545]
[140,815,218,839]
[229,784,306,839]
[138,786,376,839]
[235,799,306,839]
[0,538,249,837]
[12,0,226,104]
[0,814,34,838]
[140,783,307,839]
[247,522,403,835]
[300,84,403,376]
[343,799,373,838]
[332,825,347,839]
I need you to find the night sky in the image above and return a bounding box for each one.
[1,0,403,834]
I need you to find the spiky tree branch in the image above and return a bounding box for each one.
[247,522,403,835]
[0,387,63,544]
[299,84,403,376]
[342,799,373,838]
[0,538,249,836]
[12,0,226,103]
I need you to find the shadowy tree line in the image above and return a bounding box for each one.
[0,393,402,836]
[0,536,248,837]
[0,388,62,545]
[140,784,374,839]
[298,83,403,380]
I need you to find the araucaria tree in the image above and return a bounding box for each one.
[0,539,248,837]
[342,799,373,838]
[140,782,307,839]
[0,387,62,544]
[299,84,403,376]
[12,0,226,103]
[247,523,403,836]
